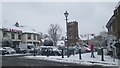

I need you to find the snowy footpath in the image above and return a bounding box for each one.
[23,52,118,67]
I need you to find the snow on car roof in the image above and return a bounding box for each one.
[40,46,59,51]
[40,46,56,48]
[3,47,16,52]
[0,47,5,50]
[3,47,12,48]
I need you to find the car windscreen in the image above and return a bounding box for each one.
[27,45,34,49]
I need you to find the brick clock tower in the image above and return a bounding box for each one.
[67,21,79,46]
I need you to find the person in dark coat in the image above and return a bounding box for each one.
[90,44,95,58]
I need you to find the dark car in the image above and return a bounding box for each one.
[40,46,62,56]
[0,47,9,55]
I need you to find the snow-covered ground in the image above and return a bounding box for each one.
[23,52,118,66]
[0,54,25,56]
[0,53,31,56]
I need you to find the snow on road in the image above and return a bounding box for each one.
[23,52,118,66]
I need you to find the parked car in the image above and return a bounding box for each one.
[2,47,16,54]
[0,47,9,55]
[39,46,62,56]
[19,44,36,53]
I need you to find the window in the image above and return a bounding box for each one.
[11,34,15,39]
[3,33,7,37]
[18,34,21,39]
[34,35,36,40]
[28,34,31,39]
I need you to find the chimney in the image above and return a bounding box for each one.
[15,22,19,27]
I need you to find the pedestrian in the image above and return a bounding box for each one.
[90,44,95,58]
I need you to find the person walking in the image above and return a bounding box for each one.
[90,44,95,58]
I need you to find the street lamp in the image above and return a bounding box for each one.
[64,11,69,58]
[64,11,69,24]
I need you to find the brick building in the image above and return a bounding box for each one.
[106,2,120,58]
[106,5,120,40]
[67,21,79,46]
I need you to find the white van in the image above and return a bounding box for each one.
[19,44,35,53]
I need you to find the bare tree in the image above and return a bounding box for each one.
[48,24,62,46]
[38,32,50,40]
[38,32,51,46]
[38,32,44,40]
[43,34,50,39]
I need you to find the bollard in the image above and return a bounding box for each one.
[62,49,64,58]
[101,48,104,61]
[79,49,82,60]
[33,48,36,56]
[47,49,49,57]
[67,46,69,58]
[73,49,75,56]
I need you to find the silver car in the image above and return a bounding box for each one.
[3,47,16,54]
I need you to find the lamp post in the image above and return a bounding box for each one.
[64,11,69,58]
[64,11,69,25]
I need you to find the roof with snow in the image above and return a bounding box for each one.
[2,22,38,34]
[2,22,22,31]
[19,25,38,34]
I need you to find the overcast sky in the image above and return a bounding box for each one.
[2,2,118,37]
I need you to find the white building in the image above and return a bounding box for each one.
[19,25,39,46]
[1,22,40,48]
